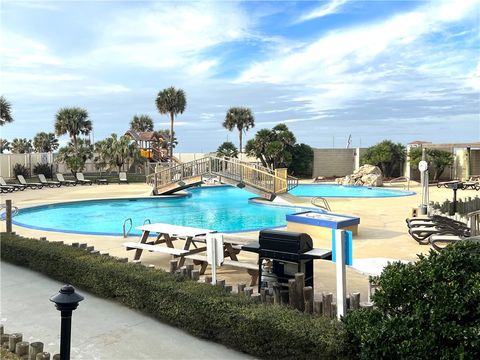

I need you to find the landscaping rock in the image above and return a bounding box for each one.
[337,165,383,187]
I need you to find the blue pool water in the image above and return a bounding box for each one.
[13,186,313,235]
[289,184,415,197]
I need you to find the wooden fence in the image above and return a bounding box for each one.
[431,196,480,216]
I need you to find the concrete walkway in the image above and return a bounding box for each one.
[0,261,254,360]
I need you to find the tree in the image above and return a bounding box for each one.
[0,139,11,153]
[245,124,296,169]
[288,144,314,177]
[130,115,154,132]
[216,141,239,158]
[54,107,92,151]
[95,134,139,173]
[155,87,186,159]
[409,147,454,181]
[11,138,32,154]
[0,96,13,126]
[223,107,255,153]
[33,132,59,152]
[361,140,406,177]
[155,129,178,150]
[56,138,93,174]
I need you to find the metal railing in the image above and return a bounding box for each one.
[467,210,480,236]
[387,176,410,190]
[311,197,331,212]
[123,218,133,238]
[146,156,298,196]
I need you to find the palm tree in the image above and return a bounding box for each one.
[155,87,186,159]
[54,107,92,151]
[56,138,93,174]
[155,129,178,150]
[11,138,32,154]
[0,139,11,153]
[95,134,138,173]
[223,107,255,153]
[0,96,13,126]
[216,141,239,158]
[33,132,59,152]
[130,115,154,132]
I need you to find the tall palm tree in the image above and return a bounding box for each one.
[216,141,238,158]
[54,107,92,151]
[0,139,11,153]
[130,114,154,132]
[155,87,186,159]
[11,138,33,154]
[33,132,59,152]
[0,96,13,126]
[223,107,255,153]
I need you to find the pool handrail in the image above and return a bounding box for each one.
[123,218,133,238]
[311,197,331,212]
[387,176,410,190]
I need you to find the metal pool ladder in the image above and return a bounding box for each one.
[123,218,133,238]
[311,197,331,212]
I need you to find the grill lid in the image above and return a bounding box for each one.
[259,229,313,254]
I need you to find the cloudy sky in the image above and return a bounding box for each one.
[1,0,479,152]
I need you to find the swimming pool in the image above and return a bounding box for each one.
[289,184,415,197]
[13,186,314,235]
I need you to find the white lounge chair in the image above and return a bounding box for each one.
[119,172,128,184]
[56,173,77,186]
[17,175,43,189]
[75,172,92,185]
[0,176,25,191]
[38,174,61,188]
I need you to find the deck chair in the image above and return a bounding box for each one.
[0,176,25,191]
[75,172,92,185]
[17,175,43,189]
[119,172,128,184]
[38,174,61,188]
[56,173,77,186]
[462,177,480,190]
[436,180,461,188]
[406,215,468,229]
[0,185,15,193]
[429,234,480,251]
[408,223,471,244]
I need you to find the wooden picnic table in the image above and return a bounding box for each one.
[123,223,216,266]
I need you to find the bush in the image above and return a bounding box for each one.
[361,140,406,178]
[0,233,349,359]
[13,163,29,178]
[33,163,53,178]
[288,144,313,177]
[343,241,480,359]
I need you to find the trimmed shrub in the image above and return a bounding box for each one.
[343,241,480,359]
[13,163,29,178]
[0,233,349,359]
[33,163,53,178]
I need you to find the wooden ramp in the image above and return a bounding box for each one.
[146,156,298,199]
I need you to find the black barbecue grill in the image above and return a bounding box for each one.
[242,229,332,292]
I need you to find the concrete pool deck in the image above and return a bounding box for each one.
[0,181,467,300]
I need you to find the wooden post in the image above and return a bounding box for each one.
[191,269,200,281]
[0,324,3,336]
[314,299,322,314]
[180,266,187,277]
[15,341,29,356]
[186,264,194,278]
[216,279,225,288]
[244,287,253,297]
[360,302,374,310]
[272,283,281,305]
[280,290,289,305]
[224,285,232,293]
[260,288,267,303]
[29,342,44,360]
[350,292,361,310]
[6,199,12,233]
[9,333,22,352]
[79,243,87,249]
[323,293,333,318]
[36,352,51,360]
[237,282,246,294]
[303,286,313,314]
[288,279,296,308]
[204,276,212,284]
[52,354,60,360]
[332,302,337,319]
[294,273,305,311]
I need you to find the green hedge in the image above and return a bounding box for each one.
[0,233,349,359]
[343,241,480,360]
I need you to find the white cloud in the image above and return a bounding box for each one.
[295,0,349,23]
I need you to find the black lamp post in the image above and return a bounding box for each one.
[50,285,84,360]
[447,182,462,215]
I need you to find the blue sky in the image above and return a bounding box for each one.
[1,0,479,152]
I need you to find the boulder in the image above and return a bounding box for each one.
[337,165,383,187]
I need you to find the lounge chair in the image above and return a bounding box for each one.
[462,177,480,190]
[0,176,25,191]
[38,174,61,188]
[406,215,468,229]
[437,180,461,188]
[408,224,471,244]
[429,234,480,251]
[0,185,15,193]
[75,172,92,185]
[119,172,128,184]
[17,175,43,189]
[56,173,77,186]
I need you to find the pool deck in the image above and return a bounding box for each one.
[0,181,467,301]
